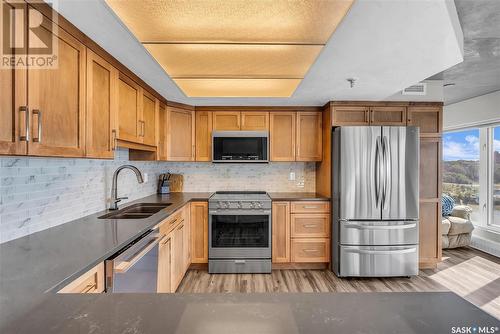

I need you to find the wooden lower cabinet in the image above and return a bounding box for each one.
[156,202,197,292]
[157,234,172,293]
[272,202,291,263]
[291,238,330,263]
[291,214,330,238]
[272,201,330,265]
[191,202,209,263]
[58,263,104,293]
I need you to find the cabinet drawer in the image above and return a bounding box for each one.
[58,263,104,293]
[291,214,329,238]
[290,201,330,213]
[159,211,183,235]
[291,238,330,262]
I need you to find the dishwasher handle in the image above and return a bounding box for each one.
[114,232,165,273]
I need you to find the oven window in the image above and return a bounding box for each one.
[211,215,269,248]
[213,137,267,160]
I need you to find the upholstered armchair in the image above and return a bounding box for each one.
[442,205,475,249]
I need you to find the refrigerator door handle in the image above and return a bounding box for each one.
[382,136,391,210]
[375,136,383,208]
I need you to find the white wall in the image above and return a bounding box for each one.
[0,150,314,243]
[444,90,500,130]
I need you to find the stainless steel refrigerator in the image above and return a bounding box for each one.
[332,126,419,277]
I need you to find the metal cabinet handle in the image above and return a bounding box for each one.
[303,205,318,209]
[19,106,30,141]
[141,121,145,137]
[32,109,42,142]
[303,249,319,253]
[303,224,318,228]
[111,129,117,150]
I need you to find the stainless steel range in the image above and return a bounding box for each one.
[208,191,272,273]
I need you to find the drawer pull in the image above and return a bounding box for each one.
[303,206,318,209]
[303,224,318,228]
[169,218,178,225]
[80,282,97,293]
[303,249,320,253]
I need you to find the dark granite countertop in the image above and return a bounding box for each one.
[1,192,498,333]
[267,192,330,201]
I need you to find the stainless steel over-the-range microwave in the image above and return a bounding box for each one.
[212,131,269,163]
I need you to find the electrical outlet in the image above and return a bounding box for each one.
[143,173,148,183]
[289,172,296,181]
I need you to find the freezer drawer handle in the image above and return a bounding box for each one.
[115,234,166,273]
[344,222,416,230]
[345,247,416,255]
[234,260,246,264]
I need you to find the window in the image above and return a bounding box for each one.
[443,129,481,221]
[443,125,500,230]
[492,126,500,226]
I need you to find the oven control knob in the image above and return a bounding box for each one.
[253,202,262,208]
[237,202,242,208]
[218,201,226,209]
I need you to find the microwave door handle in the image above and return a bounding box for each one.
[114,234,165,273]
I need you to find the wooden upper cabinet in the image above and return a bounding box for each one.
[296,111,322,161]
[27,23,85,157]
[117,73,142,143]
[241,112,269,131]
[191,202,209,264]
[270,112,296,161]
[166,106,195,161]
[272,202,291,263]
[195,111,213,161]
[0,66,27,155]
[213,111,240,130]
[0,1,27,155]
[370,106,407,125]
[157,234,172,293]
[332,106,369,126]
[85,50,117,159]
[157,103,167,160]
[407,106,442,136]
[141,91,157,146]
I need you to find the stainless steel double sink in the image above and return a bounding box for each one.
[98,203,172,219]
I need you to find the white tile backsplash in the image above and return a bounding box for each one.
[0,149,315,243]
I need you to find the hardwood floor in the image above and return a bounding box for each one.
[177,247,500,319]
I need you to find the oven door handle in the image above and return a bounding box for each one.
[209,210,271,215]
[114,233,165,273]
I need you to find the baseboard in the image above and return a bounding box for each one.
[470,235,500,258]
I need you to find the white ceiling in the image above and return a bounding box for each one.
[53,0,463,106]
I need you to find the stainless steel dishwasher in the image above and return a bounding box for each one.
[105,229,164,293]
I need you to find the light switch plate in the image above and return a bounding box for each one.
[289,172,296,181]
